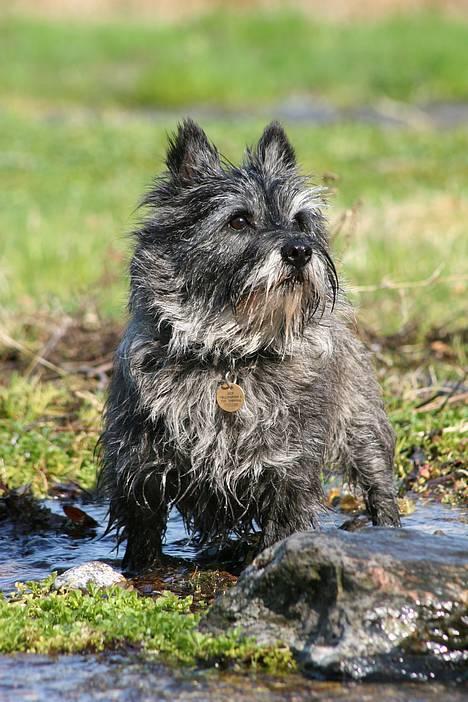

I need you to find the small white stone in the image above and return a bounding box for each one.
[54,561,126,590]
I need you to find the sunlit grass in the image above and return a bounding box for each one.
[0,374,100,495]
[1,109,466,330]
[1,12,468,109]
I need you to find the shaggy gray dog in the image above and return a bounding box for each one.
[99,119,400,573]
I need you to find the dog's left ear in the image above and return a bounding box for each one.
[254,122,296,170]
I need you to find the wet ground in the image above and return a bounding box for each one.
[168,98,468,130]
[1,497,467,701]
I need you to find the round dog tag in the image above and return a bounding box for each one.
[216,383,245,412]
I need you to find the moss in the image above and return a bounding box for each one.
[393,404,467,505]
[0,577,296,673]
[0,374,100,495]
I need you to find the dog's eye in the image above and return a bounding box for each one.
[229,215,249,231]
[293,212,307,232]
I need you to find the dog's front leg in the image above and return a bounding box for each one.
[345,417,401,528]
[355,453,401,527]
[258,471,323,551]
[120,496,168,574]
[104,455,169,574]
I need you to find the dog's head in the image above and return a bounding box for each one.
[132,119,339,356]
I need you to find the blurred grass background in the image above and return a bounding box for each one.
[0,1,466,501]
[1,3,467,333]
[2,13,468,108]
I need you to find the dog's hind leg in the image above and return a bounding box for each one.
[98,357,170,573]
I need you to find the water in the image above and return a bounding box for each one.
[1,497,466,701]
[0,654,467,702]
[1,498,466,592]
[0,502,199,592]
[401,500,467,537]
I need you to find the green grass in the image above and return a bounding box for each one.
[388,381,467,506]
[0,577,294,669]
[0,375,100,495]
[1,109,467,329]
[1,11,467,330]
[2,12,468,109]
[1,367,465,505]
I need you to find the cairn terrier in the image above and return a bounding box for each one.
[99,119,400,573]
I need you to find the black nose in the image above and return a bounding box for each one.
[281,241,312,269]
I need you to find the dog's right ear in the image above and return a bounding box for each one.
[166,119,221,183]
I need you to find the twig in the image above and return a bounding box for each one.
[73,390,104,411]
[415,391,468,414]
[352,266,468,293]
[0,328,68,377]
[0,326,113,393]
[74,361,113,377]
[443,422,468,434]
[72,361,113,390]
[330,200,361,244]
[25,316,72,377]
[434,377,466,415]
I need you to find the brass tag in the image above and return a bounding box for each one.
[216,383,245,412]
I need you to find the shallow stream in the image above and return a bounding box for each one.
[1,498,467,701]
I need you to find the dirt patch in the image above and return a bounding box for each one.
[132,565,237,607]
[1,310,465,385]
[0,311,122,388]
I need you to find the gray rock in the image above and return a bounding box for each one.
[54,561,127,590]
[203,528,468,682]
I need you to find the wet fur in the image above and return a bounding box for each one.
[98,120,400,573]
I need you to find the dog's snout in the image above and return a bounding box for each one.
[281,240,312,269]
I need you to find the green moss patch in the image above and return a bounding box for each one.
[0,577,295,672]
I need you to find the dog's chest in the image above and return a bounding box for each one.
[152,363,304,468]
